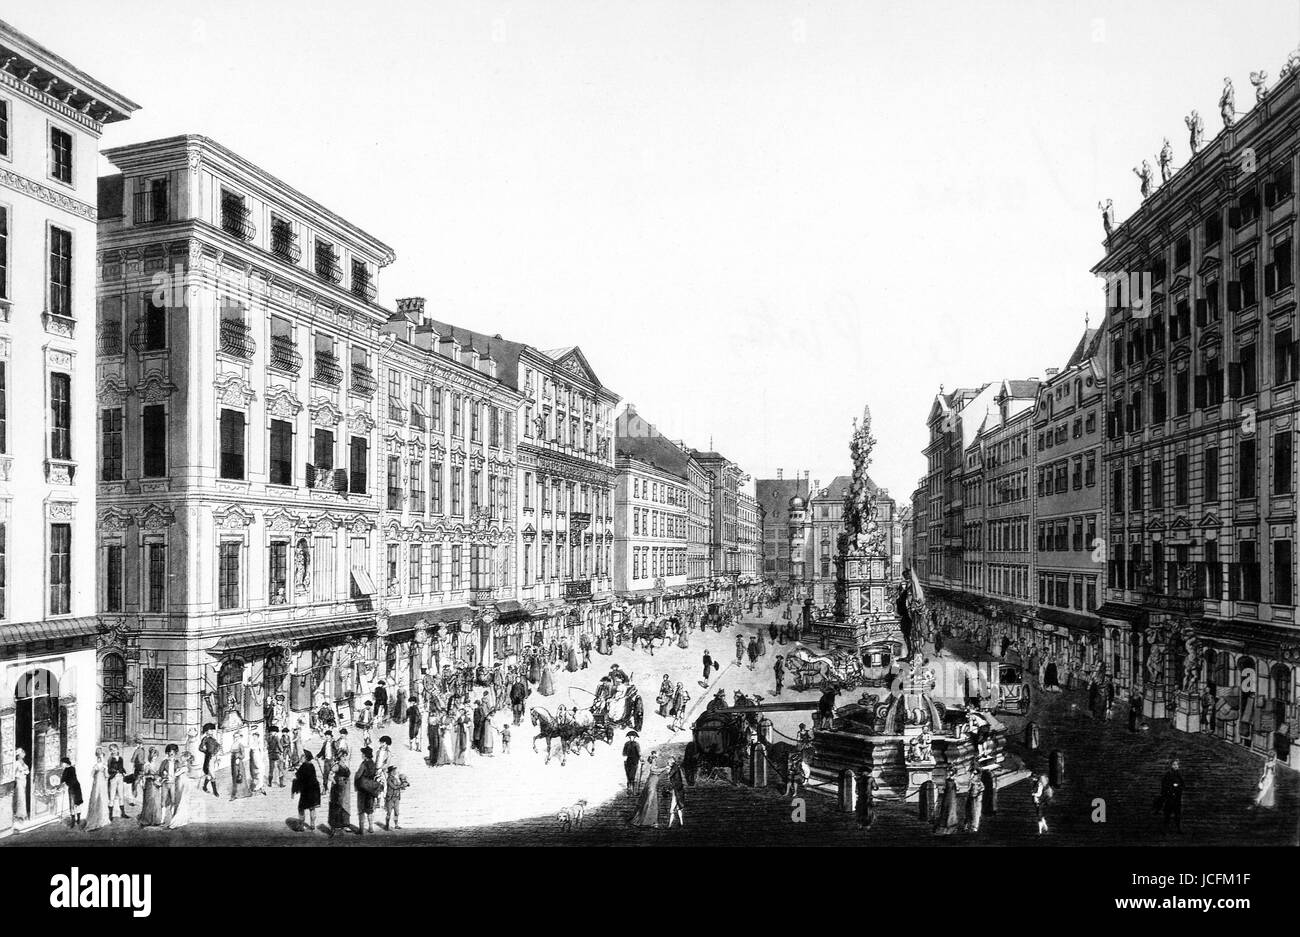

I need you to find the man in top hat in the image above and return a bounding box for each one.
[373,680,389,724]
[622,730,641,793]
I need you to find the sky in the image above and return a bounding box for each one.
[11,0,1300,502]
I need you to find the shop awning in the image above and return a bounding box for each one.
[1033,608,1103,636]
[0,615,101,652]
[386,605,473,638]
[495,600,528,621]
[1096,602,1147,623]
[206,615,376,656]
[351,567,377,596]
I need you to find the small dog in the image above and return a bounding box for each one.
[557,799,588,831]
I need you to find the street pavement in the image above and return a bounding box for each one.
[11,612,1294,845]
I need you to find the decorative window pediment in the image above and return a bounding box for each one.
[136,370,178,403]
[309,397,343,427]
[97,374,133,407]
[214,371,256,408]
[266,385,304,419]
[213,504,256,528]
[139,503,176,531]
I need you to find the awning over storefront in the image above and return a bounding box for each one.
[1033,608,1103,636]
[494,600,527,621]
[1194,617,1299,657]
[386,605,474,638]
[0,615,101,652]
[351,567,377,596]
[1096,602,1147,623]
[206,615,376,657]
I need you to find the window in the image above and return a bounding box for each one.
[1204,448,1219,501]
[219,408,245,480]
[101,407,123,480]
[269,419,292,486]
[1150,459,1163,509]
[0,206,8,299]
[144,296,167,350]
[1275,329,1298,385]
[410,460,425,513]
[271,215,298,263]
[269,541,288,605]
[451,393,462,437]
[1175,371,1189,415]
[431,462,443,513]
[1267,238,1293,294]
[451,545,463,590]
[218,541,242,610]
[1275,539,1294,606]
[0,100,7,158]
[1129,463,1143,510]
[104,543,122,613]
[409,544,423,595]
[146,542,166,613]
[349,436,368,494]
[387,456,402,510]
[142,404,166,477]
[313,428,334,474]
[1175,453,1189,505]
[1241,540,1261,602]
[140,667,166,721]
[431,387,442,432]
[315,238,340,281]
[451,466,463,515]
[49,372,71,460]
[1240,438,1257,499]
[49,523,71,615]
[1275,431,1293,495]
[49,126,73,184]
[433,545,444,591]
[388,371,403,422]
[48,226,72,316]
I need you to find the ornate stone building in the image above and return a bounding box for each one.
[0,22,137,835]
[95,136,392,753]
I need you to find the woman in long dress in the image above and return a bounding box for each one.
[566,643,580,673]
[1255,752,1278,808]
[248,732,266,796]
[677,626,689,650]
[436,717,454,766]
[657,676,673,718]
[166,745,192,829]
[528,654,541,685]
[327,761,352,835]
[756,630,766,657]
[138,749,164,827]
[13,748,29,823]
[628,753,666,828]
[481,719,497,756]
[933,772,961,835]
[855,768,879,829]
[966,771,985,832]
[82,749,111,831]
[538,662,555,697]
[453,710,471,765]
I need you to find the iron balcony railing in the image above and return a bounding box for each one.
[351,273,376,302]
[133,190,168,225]
[314,351,343,385]
[350,364,376,396]
[315,247,342,284]
[221,202,256,242]
[219,319,256,359]
[270,225,302,264]
[269,335,302,374]
[97,321,123,355]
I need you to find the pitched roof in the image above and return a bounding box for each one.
[1063,328,1102,371]
[615,411,691,480]
[1002,379,1042,399]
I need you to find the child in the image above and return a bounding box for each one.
[383,765,409,830]
[500,721,511,754]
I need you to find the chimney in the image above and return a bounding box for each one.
[776,468,783,480]
[1045,368,1059,379]
[626,403,637,417]
[396,297,426,325]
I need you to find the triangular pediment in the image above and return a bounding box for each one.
[1169,274,1191,294]
[551,347,602,388]
[1146,516,1167,531]
[1196,255,1221,277]
[1170,514,1192,530]
[1200,512,1221,528]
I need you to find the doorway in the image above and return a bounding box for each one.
[15,669,62,822]
[99,653,127,744]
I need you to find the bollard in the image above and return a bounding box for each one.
[1049,749,1065,788]
[1024,721,1040,750]
[918,779,935,820]
[839,768,857,813]
[751,745,768,788]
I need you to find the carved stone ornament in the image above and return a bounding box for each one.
[139,504,176,531]
[213,504,256,529]
[46,499,75,520]
[265,508,302,533]
[214,371,256,408]
[348,514,374,534]
[346,408,376,433]
[309,398,344,427]
[312,512,340,531]
[96,617,132,649]
[98,508,135,531]
[97,374,133,407]
[266,384,304,419]
[136,371,178,403]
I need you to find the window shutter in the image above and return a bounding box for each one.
[306,462,317,488]
[1228,281,1242,311]
[334,469,348,493]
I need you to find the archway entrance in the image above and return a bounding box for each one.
[15,669,62,822]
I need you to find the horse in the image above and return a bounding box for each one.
[530,707,582,766]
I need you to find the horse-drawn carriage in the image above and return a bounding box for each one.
[785,645,869,692]
[685,693,820,784]
[529,682,642,765]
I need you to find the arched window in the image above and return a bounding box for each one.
[217,658,245,726]
[100,652,127,743]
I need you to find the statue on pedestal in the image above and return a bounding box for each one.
[1250,70,1269,104]
[1099,199,1115,238]
[1133,160,1155,199]
[1185,110,1204,153]
[1158,138,1175,183]
[1220,77,1236,128]
[1180,627,1201,695]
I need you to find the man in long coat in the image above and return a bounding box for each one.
[472,697,487,752]
[622,731,641,792]
[510,675,529,726]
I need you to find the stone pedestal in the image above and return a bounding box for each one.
[1173,691,1200,733]
[1143,683,1166,720]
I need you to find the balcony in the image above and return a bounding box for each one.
[314,351,342,386]
[351,273,376,302]
[350,364,376,396]
[221,203,256,242]
[133,189,169,225]
[270,227,302,264]
[269,335,302,374]
[219,319,256,360]
[97,321,123,356]
[315,248,342,284]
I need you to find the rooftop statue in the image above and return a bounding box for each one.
[1220,77,1236,128]
[1158,138,1175,184]
[1185,110,1204,153]
[1099,198,1115,238]
[1250,70,1269,104]
[1133,160,1154,199]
